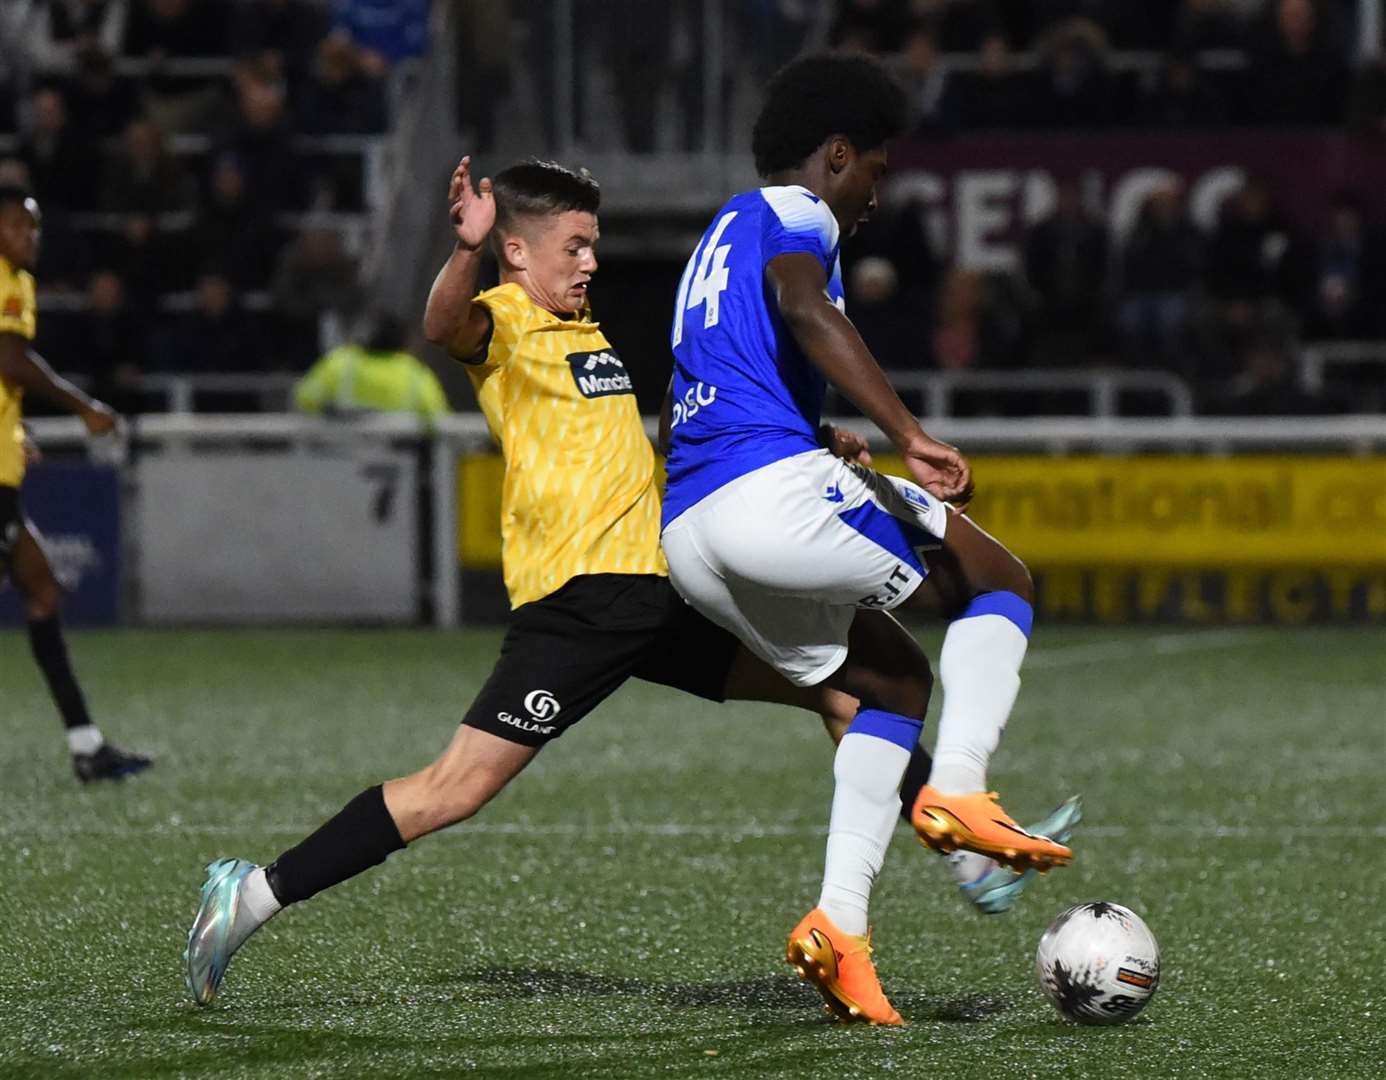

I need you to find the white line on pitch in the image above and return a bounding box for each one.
[1024,627,1268,670]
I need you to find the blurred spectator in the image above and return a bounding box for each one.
[124,0,230,57]
[20,0,128,75]
[1115,185,1203,371]
[1244,0,1350,126]
[18,87,93,210]
[102,213,175,312]
[331,0,429,66]
[192,152,280,289]
[846,256,919,370]
[893,22,959,134]
[100,118,196,213]
[217,66,299,212]
[1023,177,1110,365]
[453,0,511,151]
[1302,193,1385,340]
[918,0,1003,52]
[930,268,1025,374]
[232,0,329,91]
[1,156,90,288]
[1142,52,1230,127]
[296,30,389,135]
[64,45,140,141]
[951,32,1026,129]
[1202,321,1346,415]
[1027,17,1121,129]
[270,226,363,365]
[843,199,941,306]
[79,269,148,415]
[1203,177,1298,309]
[294,310,448,424]
[592,1,674,153]
[153,270,265,374]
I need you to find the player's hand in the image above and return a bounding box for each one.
[448,156,495,252]
[901,434,973,505]
[81,402,118,437]
[819,423,873,466]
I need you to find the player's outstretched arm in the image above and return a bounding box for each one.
[766,252,970,502]
[423,155,496,360]
[0,335,116,435]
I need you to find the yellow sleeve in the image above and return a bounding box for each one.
[471,283,531,370]
[0,265,37,340]
[293,351,342,413]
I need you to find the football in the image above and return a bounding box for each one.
[1036,902,1161,1025]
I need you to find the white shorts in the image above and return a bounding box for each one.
[661,449,949,686]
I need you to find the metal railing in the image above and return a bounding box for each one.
[1300,341,1386,394]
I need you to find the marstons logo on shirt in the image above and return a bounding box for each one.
[567,349,634,399]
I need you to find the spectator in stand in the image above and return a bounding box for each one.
[1115,184,1203,372]
[1143,51,1230,127]
[296,30,389,135]
[1244,0,1350,126]
[1171,0,1245,53]
[331,0,429,66]
[1203,319,1348,415]
[951,32,1026,129]
[845,256,919,373]
[294,310,448,424]
[911,0,1002,52]
[19,0,128,75]
[217,65,299,212]
[124,0,229,57]
[102,213,174,314]
[17,87,92,211]
[893,21,959,134]
[0,157,91,290]
[1023,177,1110,366]
[78,269,149,416]
[1347,56,1386,136]
[270,226,363,366]
[930,268,1022,371]
[153,269,265,379]
[64,45,140,141]
[232,0,329,93]
[1302,193,1385,341]
[1203,177,1299,312]
[193,152,279,289]
[100,117,196,214]
[1026,17,1121,129]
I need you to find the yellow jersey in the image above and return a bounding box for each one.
[468,282,666,607]
[0,254,37,489]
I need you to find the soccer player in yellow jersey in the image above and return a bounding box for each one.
[0,187,152,782]
[183,159,1079,1013]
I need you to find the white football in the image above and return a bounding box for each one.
[1036,901,1160,1025]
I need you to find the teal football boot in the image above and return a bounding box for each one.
[184,857,258,1005]
[958,795,1084,914]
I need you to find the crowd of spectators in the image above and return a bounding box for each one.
[844,174,1386,415]
[0,0,420,413]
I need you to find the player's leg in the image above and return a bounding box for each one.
[184,574,657,1005]
[900,507,1073,871]
[8,517,151,782]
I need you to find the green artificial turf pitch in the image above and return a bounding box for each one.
[1,625,1384,1079]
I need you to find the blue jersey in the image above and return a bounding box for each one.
[662,185,844,526]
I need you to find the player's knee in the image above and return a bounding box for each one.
[24,581,62,621]
[856,669,931,722]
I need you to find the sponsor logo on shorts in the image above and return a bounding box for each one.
[497,689,562,736]
[857,564,914,608]
[568,350,634,398]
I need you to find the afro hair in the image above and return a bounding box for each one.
[751,53,909,178]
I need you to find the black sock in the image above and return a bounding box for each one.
[265,785,407,906]
[27,616,93,731]
[899,744,934,823]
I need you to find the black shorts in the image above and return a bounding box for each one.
[462,573,742,746]
[0,485,20,576]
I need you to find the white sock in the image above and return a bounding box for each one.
[228,867,283,954]
[817,718,916,936]
[946,850,998,887]
[929,595,1032,795]
[66,725,104,756]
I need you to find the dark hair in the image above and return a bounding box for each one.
[752,53,908,177]
[491,160,600,236]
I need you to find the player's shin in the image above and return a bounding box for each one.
[817,709,922,936]
[927,592,1032,795]
[265,784,407,907]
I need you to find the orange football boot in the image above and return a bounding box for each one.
[786,908,903,1026]
[911,785,1073,873]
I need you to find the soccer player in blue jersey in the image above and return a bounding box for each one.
[661,54,1073,1023]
